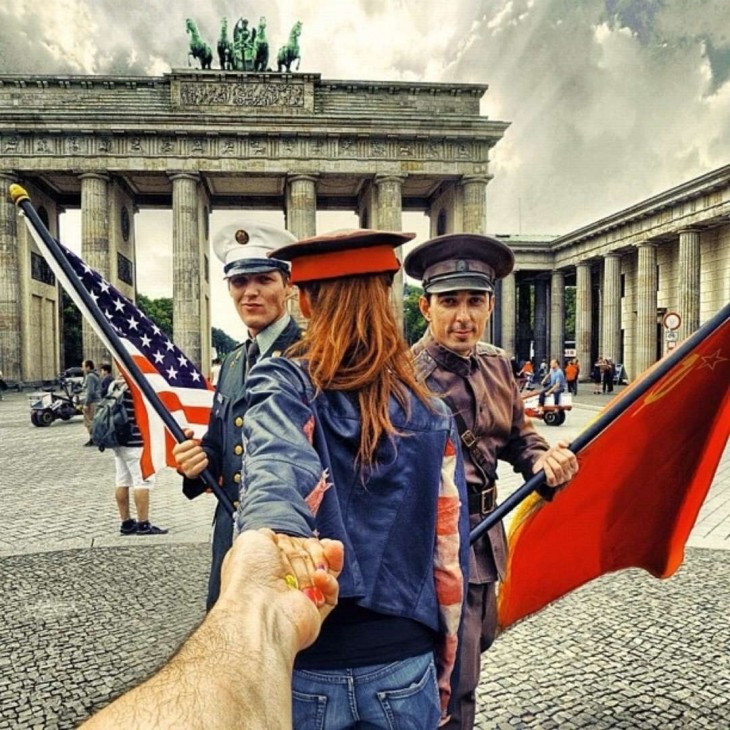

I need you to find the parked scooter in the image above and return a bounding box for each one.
[29,376,83,427]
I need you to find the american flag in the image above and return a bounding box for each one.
[19,211,214,479]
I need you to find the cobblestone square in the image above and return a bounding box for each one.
[0,390,727,728]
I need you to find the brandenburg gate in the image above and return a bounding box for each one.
[0,71,508,380]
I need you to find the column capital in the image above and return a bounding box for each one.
[604,251,621,260]
[374,173,407,186]
[287,173,320,184]
[677,227,701,235]
[635,240,657,249]
[167,171,201,183]
[78,171,110,182]
[459,174,493,186]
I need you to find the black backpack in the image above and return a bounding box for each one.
[91,383,132,451]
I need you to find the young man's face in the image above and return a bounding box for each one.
[228,270,291,337]
[419,289,494,356]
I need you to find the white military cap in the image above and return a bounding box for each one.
[213,222,296,278]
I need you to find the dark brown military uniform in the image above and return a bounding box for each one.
[413,331,549,730]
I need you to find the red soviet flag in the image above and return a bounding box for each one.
[498,309,730,629]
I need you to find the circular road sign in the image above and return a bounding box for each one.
[663,311,681,331]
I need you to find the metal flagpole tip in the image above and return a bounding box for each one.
[9,184,30,205]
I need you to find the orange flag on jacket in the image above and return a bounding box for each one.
[498,309,730,629]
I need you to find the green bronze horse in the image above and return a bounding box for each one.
[186,18,212,70]
[253,16,269,72]
[218,18,234,70]
[277,20,302,73]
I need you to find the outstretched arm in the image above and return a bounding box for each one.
[81,529,343,730]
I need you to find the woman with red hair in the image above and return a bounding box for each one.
[236,229,469,729]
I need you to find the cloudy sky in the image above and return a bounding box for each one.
[2,0,729,339]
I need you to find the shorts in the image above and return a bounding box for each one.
[113,446,154,489]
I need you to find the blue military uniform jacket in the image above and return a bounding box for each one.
[183,316,301,608]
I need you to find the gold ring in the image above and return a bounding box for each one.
[284,574,299,590]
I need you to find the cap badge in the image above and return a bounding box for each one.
[456,259,467,272]
[235,229,249,245]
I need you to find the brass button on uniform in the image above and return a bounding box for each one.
[234,444,243,456]
[234,417,243,427]
[233,472,242,484]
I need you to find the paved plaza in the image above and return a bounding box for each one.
[0,387,728,729]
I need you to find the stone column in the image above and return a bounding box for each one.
[286,174,318,240]
[534,279,548,365]
[500,272,516,356]
[677,228,700,342]
[374,174,406,331]
[459,175,489,234]
[517,282,533,361]
[170,172,202,369]
[0,172,22,380]
[635,242,657,376]
[575,262,592,376]
[601,253,621,361]
[550,270,565,362]
[80,172,110,367]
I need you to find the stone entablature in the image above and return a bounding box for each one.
[552,164,730,267]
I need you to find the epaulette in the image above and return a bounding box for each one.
[475,341,506,357]
[413,347,438,382]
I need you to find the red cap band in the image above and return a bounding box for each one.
[289,244,401,284]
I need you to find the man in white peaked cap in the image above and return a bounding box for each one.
[173,222,302,609]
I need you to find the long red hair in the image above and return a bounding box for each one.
[290,273,431,466]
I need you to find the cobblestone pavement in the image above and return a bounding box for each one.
[0,389,728,728]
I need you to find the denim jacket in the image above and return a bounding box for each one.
[236,358,470,714]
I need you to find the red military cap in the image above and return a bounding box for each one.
[270,229,415,284]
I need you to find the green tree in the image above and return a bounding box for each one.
[403,283,427,345]
[137,293,173,337]
[564,286,576,340]
[61,290,82,370]
[212,327,239,357]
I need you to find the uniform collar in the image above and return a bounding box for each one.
[422,330,476,378]
[248,313,291,357]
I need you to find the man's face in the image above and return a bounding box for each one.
[419,289,494,356]
[228,270,290,336]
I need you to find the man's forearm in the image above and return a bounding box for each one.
[81,599,298,730]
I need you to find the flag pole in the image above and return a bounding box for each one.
[470,301,730,544]
[9,184,236,518]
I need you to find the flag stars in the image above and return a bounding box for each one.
[152,351,164,364]
[151,324,161,336]
[164,340,175,352]
[127,316,139,330]
[191,371,201,382]
[140,334,152,348]
[113,298,125,312]
[177,354,189,368]
[99,280,111,294]
[699,349,728,371]
[166,366,178,380]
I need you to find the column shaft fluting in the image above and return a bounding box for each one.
[286,174,318,240]
[500,273,516,356]
[374,175,405,331]
[677,229,700,341]
[170,173,202,369]
[0,173,22,380]
[460,175,489,234]
[80,172,110,367]
[534,280,548,366]
[550,270,565,362]
[635,243,657,375]
[576,263,592,375]
[601,254,621,361]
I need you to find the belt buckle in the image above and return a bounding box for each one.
[462,429,477,448]
[481,485,496,514]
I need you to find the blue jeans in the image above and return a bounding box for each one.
[292,651,441,730]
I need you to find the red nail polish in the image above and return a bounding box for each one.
[302,586,325,605]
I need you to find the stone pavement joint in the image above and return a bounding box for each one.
[0,389,728,728]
